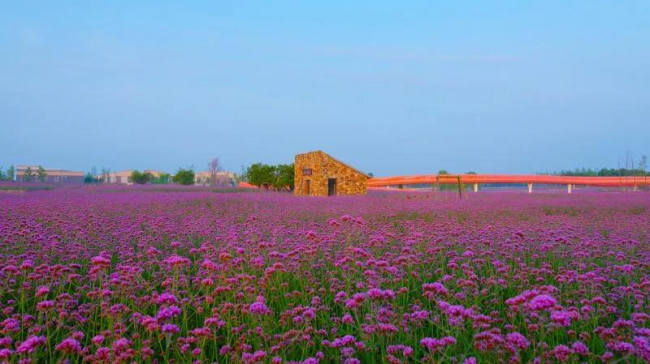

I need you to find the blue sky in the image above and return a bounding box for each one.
[2,1,649,175]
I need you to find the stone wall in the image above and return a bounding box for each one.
[294,151,368,196]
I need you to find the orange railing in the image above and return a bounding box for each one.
[368,175,649,188]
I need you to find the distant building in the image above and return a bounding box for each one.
[294,151,369,196]
[15,165,84,185]
[102,170,166,184]
[194,171,235,186]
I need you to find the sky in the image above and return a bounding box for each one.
[1,1,649,176]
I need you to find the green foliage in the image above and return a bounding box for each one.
[0,165,16,181]
[130,170,153,184]
[151,173,171,184]
[246,163,294,191]
[37,166,47,182]
[273,164,295,191]
[246,163,275,189]
[367,172,374,178]
[438,170,449,175]
[24,167,34,182]
[543,167,650,177]
[173,169,195,185]
[466,171,477,175]
[84,172,100,184]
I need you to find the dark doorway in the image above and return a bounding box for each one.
[328,178,337,196]
[305,180,311,195]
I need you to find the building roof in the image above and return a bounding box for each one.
[195,171,234,178]
[297,150,370,178]
[107,170,166,177]
[16,166,84,177]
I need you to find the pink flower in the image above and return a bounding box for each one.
[422,282,448,296]
[506,332,530,349]
[528,295,557,311]
[571,341,589,356]
[250,296,272,315]
[91,255,110,266]
[161,324,180,334]
[163,255,191,267]
[420,336,456,352]
[16,336,46,354]
[55,338,82,354]
[367,288,395,300]
[157,292,178,305]
[550,344,572,362]
[35,286,49,298]
[551,310,572,327]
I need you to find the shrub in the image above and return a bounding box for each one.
[173,169,195,185]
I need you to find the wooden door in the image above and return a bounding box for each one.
[328,178,337,196]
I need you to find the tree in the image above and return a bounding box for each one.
[639,155,647,175]
[84,172,98,184]
[367,172,374,178]
[245,163,294,191]
[208,158,221,186]
[173,168,195,185]
[466,171,477,175]
[101,167,111,183]
[246,163,276,189]
[24,167,34,182]
[272,164,294,191]
[6,165,14,182]
[151,173,171,184]
[37,166,47,182]
[130,170,152,184]
[438,170,449,175]
[0,167,5,181]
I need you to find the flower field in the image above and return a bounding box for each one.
[1,189,649,363]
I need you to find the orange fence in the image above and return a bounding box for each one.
[368,175,650,188]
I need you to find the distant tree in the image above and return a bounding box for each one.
[639,155,647,176]
[272,164,294,191]
[101,167,111,183]
[37,166,47,182]
[152,173,171,184]
[466,171,477,175]
[24,167,34,182]
[0,167,5,181]
[438,170,449,175]
[246,163,272,189]
[367,172,374,178]
[208,158,221,186]
[6,165,14,181]
[84,172,97,184]
[130,170,152,184]
[173,168,195,185]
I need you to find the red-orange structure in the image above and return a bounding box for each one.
[368,174,649,193]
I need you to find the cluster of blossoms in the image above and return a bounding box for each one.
[0,186,648,363]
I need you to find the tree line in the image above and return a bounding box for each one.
[540,154,648,177]
[84,168,195,185]
[0,165,47,182]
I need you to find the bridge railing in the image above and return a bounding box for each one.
[368,174,649,192]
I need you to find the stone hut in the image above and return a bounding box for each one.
[294,151,369,196]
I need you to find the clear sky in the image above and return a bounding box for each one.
[2,1,649,176]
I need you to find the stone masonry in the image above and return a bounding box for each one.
[294,151,368,196]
